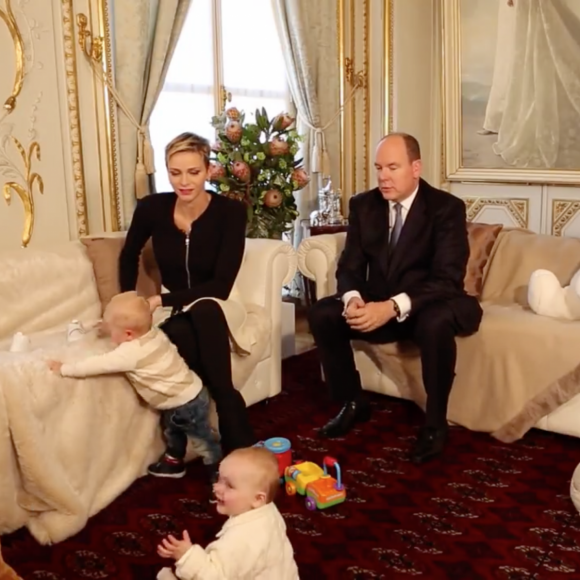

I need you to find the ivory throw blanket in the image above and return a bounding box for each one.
[0,310,268,544]
[0,331,163,544]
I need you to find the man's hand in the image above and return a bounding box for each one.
[147,295,162,313]
[346,300,397,333]
[48,360,63,374]
[157,530,193,561]
[344,296,365,318]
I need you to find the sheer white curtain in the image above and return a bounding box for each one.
[150,0,290,192]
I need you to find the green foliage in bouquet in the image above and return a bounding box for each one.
[208,106,310,239]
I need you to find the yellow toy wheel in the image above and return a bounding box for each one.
[286,482,297,496]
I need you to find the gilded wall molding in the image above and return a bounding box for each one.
[1,132,43,247]
[464,197,529,229]
[551,199,580,237]
[0,0,24,116]
[61,0,89,237]
[337,0,345,194]
[363,0,369,189]
[384,0,393,135]
[99,0,122,231]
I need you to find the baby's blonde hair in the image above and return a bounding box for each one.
[165,132,211,168]
[228,447,280,503]
[104,291,152,335]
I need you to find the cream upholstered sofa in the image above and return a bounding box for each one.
[298,227,580,442]
[0,234,296,544]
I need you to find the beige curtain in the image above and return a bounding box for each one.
[271,0,340,245]
[113,0,191,224]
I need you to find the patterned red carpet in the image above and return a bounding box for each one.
[4,350,580,579]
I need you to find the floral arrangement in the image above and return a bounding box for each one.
[208,106,309,239]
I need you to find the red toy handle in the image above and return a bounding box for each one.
[323,456,337,468]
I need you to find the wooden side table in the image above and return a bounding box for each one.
[302,223,349,306]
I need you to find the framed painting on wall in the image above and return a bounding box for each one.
[442,0,580,184]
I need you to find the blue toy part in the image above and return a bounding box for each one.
[323,456,344,491]
[263,437,291,454]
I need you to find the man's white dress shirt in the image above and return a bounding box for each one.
[342,186,419,322]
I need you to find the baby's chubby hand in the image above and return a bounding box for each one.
[47,360,63,374]
[157,530,193,561]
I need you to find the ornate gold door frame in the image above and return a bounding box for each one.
[338,0,393,208]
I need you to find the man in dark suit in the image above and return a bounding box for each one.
[308,133,483,463]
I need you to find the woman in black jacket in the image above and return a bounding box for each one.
[119,132,255,478]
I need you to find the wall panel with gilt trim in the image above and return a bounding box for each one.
[546,187,580,238]
[0,0,120,251]
[450,182,543,233]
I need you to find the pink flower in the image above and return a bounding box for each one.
[264,189,283,208]
[231,161,251,182]
[291,168,310,189]
[225,107,241,121]
[268,137,289,156]
[208,162,225,180]
[273,113,294,131]
[225,120,243,143]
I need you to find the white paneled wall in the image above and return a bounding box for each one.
[450,183,580,237]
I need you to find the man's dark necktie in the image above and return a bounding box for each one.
[389,202,403,249]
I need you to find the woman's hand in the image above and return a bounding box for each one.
[147,295,162,312]
[157,530,193,561]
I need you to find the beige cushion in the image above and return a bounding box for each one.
[464,222,503,297]
[481,229,580,304]
[80,236,161,312]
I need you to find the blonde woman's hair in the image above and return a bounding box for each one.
[104,291,152,335]
[228,447,281,502]
[165,132,211,168]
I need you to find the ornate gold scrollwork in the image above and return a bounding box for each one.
[345,57,366,89]
[0,0,25,114]
[3,136,44,247]
[220,85,232,112]
[76,13,103,62]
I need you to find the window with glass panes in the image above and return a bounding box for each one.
[150,0,289,192]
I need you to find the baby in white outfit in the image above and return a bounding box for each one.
[156,446,300,579]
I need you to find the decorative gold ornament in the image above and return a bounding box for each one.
[220,85,232,112]
[2,137,44,247]
[76,13,103,62]
[62,0,89,237]
[552,199,580,236]
[345,57,366,89]
[0,0,25,114]
[463,197,529,229]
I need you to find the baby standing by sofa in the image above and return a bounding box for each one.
[156,446,299,580]
[48,291,222,482]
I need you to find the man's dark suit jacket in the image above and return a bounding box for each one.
[336,178,482,335]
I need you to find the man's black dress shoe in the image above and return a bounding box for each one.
[317,399,371,439]
[410,426,448,464]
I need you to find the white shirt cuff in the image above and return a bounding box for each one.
[342,291,362,314]
[390,293,411,322]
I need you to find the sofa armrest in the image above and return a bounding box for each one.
[236,239,297,310]
[297,233,347,299]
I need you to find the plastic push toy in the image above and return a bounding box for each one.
[284,456,346,510]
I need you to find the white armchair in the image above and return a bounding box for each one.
[297,232,346,300]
